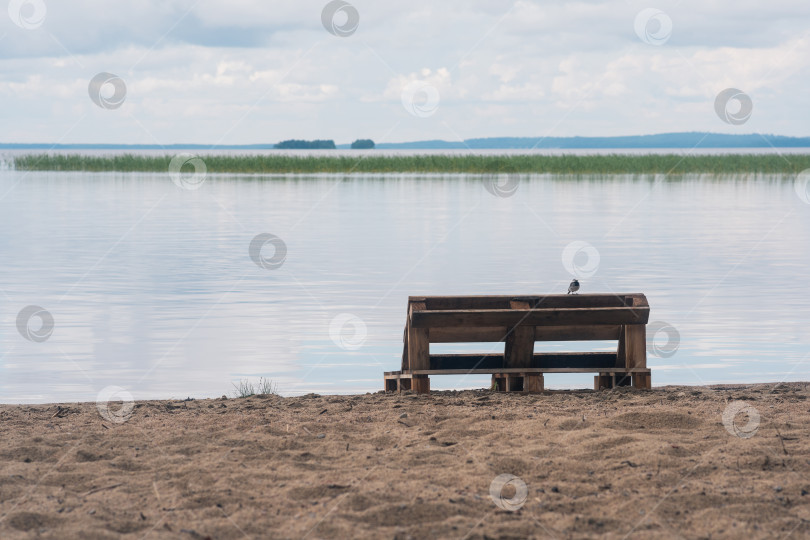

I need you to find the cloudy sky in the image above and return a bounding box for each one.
[1,0,808,145]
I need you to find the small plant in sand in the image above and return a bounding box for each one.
[232,377,278,398]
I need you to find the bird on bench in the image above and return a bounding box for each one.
[568,278,580,294]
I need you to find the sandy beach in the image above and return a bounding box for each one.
[1,383,809,539]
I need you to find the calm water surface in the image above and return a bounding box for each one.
[1,171,809,402]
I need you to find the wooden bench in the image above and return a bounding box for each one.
[384,294,651,394]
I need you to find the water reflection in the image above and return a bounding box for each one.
[0,171,808,402]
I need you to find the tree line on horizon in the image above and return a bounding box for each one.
[274,139,375,149]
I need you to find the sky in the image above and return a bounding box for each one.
[1,0,809,145]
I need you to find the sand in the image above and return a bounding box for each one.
[1,383,809,539]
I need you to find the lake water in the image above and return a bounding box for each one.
[1,170,809,403]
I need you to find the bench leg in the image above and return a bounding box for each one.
[632,373,651,389]
[594,374,613,390]
[524,374,543,393]
[595,373,648,390]
[412,375,430,394]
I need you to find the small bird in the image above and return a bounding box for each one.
[567,279,580,294]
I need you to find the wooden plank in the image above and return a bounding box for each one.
[624,324,647,369]
[505,300,534,368]
[428,352,618,370]
[533,325,620,341]
[411,306,649,328]
[536,352,617,369]
[430,354,503,370]
[411,375,430,394]
[632,372,651,389]
[408,327,430,370]
[429,326,508,343]
[410,367,650,375]
[407,301,430,371]
[421,294,644,311]
[524,374,544,393]
[400,325,409,371]
[429,325,621,343]
[505,325,534,367]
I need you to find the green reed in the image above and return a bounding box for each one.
[13,153,810,175]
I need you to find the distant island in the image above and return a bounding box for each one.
[274,139,336,149]
[1,132,809,150]
[350,139,375,149]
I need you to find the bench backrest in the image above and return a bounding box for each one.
[402,293,649,371]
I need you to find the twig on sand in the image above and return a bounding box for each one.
[51,406,69,418]
[82,483,124,497]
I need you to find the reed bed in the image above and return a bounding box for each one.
[13,153,810,174]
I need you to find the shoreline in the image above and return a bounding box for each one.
[1,382,808,538]
[0,381,805,407]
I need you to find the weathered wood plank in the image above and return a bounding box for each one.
[411,375,430,394]
[411,307,649,328]
[407,301,430,371]
[428,327,509,343]
[428,325,621,343]
[504,300,534,368]
[632,372,651,389]
[524,374,544,393]
[505,325,535,367]
[410,367,650,375]
[430,354,503,370]
[420,294,643,310]
[624,324,647,369]
[428,352,618,370]
[533,325,620,341]
[400,325,409,371]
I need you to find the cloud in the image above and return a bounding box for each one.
[0,0,808,143]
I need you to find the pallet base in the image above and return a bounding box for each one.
[594,372,651,390]
[490,373,544,393]
[385,369,649,394]
[384,373,430,394]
